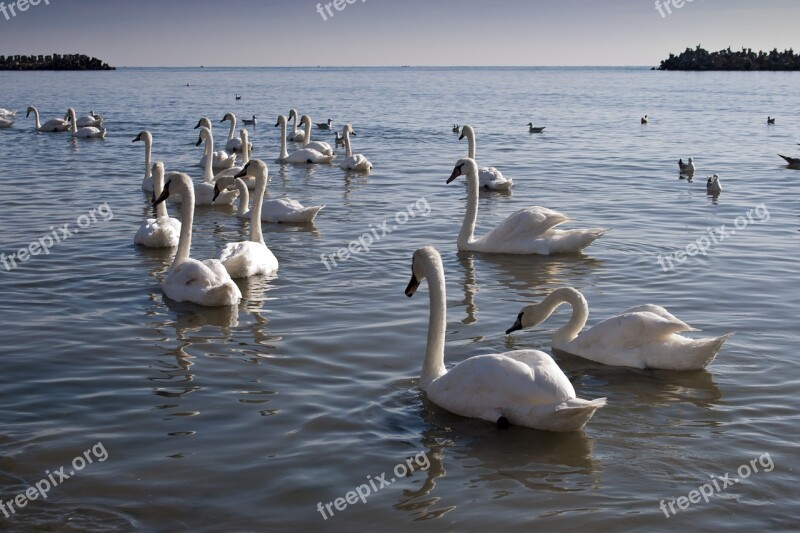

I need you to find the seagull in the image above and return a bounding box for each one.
[706,174,721,194]
[767,116,775,125]
[678,157,695,175]
[527,122,545,133]
[242,115,257,126]
[235,94,242,100]
[641,115,649,124]
[316,118,333,130]
[452,124,460,133]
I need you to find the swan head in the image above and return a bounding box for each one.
[234,159,268,180]
[26,106,35,117]
[288,109,297,120]
[213,175,236,202]
[194,117,212,130]
[446,158,478,184]
[343,124,355,136]
[65,108,76,122]
[505,303,550,335]
[196,126,211,146]
[221,112,234,123]
[152,161,164,177]
[275,115,287,127]
[132,130,151,143]
[458,125,473,140]
[405,246,441,297]
[300,114,312,127]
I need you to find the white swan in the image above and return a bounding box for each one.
[68,110,103,128]
[216,176,251,219]
[133,131,155,192]
[299,115,335,155]
[505,287,733,370]
[0,108,16,117]
[216,161,279,278]
[678,157,695,175]
[287,109,306,141]
[67,108,106,139]
[447,158,607,255]
[134,162,181,248]
[26,106,69,132]
[217,159,324,223]
[153,172,242,306]
[706,174,721,194]
[194,117,237,171]
[274,115,335,164]
[214,129,254,188]
[178,126,239,206]
[0,117,14,129]
[405,246,606,431]
[459,125,512,191]
[220,112,252,154]
[339,124,373,171]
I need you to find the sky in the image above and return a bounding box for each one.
[0,0,798,67]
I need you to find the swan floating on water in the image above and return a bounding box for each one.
[300,114,335,155]
[214,129,254,188]
[26,106,69,132]
[339,124,373,171]
[68,110,103,128]
[221,112,252,154]
[134,162,181,248]
[275,115,334,164]
[405,246,606,431]
[505,287,733,370]
[447,158,606,255]
[183,126,239,206]
[287,109,306,141]
[195,117,236,171]
[133,130,155,192]
[66,108,106,139]
[0,108,16,117]
[153,172,242,306]
[459,125,512,191]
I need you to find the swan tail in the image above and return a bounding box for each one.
[657,332,734,370]
[689,332,734,369]
[548,228,608,254]
[527,397,607,432]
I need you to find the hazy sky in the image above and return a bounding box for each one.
[1,0,798,67]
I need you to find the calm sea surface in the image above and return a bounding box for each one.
[0,67,798,532]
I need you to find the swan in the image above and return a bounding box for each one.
[220,112,252,153]
[641,115,648,124]
[316,118,333,130]
[275,115,335,164]
[26,106,69,132]
[528,122,546,133]
[505,287,733,370]
[214,129,255,188]
[339,124,373,171]
[217,159,324,223]
[447,158,606,255]
[153,172,242,306]
[133,131,155,192]
[215,161,279,278]
[215,176,251,219]
[0,117,14,129]
[194,117,237,171]
[299,115,335,155]
[459,125,512,191]
[177,126,239,206]
[706,174,721,194]
[678,157,695,175]
[0,108,16,117]
[405,246,606,431]
[68,110,103,128]
[67,108,106,138]
[287,109,306,141]
[134,162,181,248]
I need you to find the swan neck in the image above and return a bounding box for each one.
[154,171,168,219]
[344,130,353,157]
[545,288,589,344]
[242,132,249,165]
[202,135,214,182]
[173,179,195,267]
[144,137,152,179]
[466,130,476,159]
[32,108,41,129]
[420,258,447,391]
[227,116,236,141]
[458,168,479,247]
[69,110,77,133]
[250,172,266,244]
[303,119,312,145]
[236,179,250,218]
[279,121,289,160]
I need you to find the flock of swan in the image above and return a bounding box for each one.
[7,104,737,433]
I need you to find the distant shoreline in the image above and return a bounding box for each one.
[656,46,800,71]
[0,54,114,71]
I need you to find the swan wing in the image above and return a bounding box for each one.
[478,206,568,245]
[478,167,512,190]
[219,241,278,278]
[262,199,324,222]
[572,311,697,354]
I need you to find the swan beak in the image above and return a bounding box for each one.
[274,120,280,127]
[212,183,221,202]
[505,315,523,335]
[405,274,420,297]
[153,182,170,206]
[234,166,248,178]
[195,136,203,146]
[446,165,463,184]
[132,134,141,143]
[351,131,356,136]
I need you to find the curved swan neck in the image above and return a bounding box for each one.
[68,109,77,133]
[173,176,195,267]
[343,129,353,157]
[226,114,236,142]
[302,116,312,145]
[420,255,447,391]
[290,111,298,134]
[457,165,479,247]
[235,178,250,218]
[279,119,289,160]
[542,288,589,344]
[31,108,41,129]
[464,127,476,159]
[250,169,267,244]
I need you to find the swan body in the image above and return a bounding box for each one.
[134,162,181,248]
[678,157,695,175]
[0,108,16,117]
[195,117,237,171]
[26,106,69,132]
[181,127,238,206]
[706,174,721,194]
[275,115,335,164]
[71,111,103,128]
[460,125,512,190]
[505,287,732,370]
[67,108,106,138]
[447,158,606,255]
[153,172,241,306]
[528,122,546,133]
[339,124,373,171]
[216,160,279,278]
[406,247,606,431]
[300,115,335,155]
[216,159,324,223]
[287,109,306,141]
[214,129,255,188]
[133,131,154,192]
[221,112,252,153]
[0,117,14,129]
